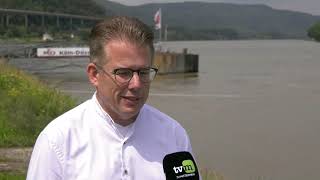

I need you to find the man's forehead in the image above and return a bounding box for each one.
[103,40,153,58]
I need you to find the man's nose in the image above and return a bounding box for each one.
[128,72,142,89]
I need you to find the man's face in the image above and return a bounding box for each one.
[92,40,152,125]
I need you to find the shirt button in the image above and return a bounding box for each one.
[124,169,128,175]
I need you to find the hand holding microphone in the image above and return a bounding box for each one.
[163,151,200,180]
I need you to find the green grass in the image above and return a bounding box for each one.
[0,172,25,180]
[0,63,77,147]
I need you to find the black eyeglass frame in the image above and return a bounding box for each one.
[94,63,158,84]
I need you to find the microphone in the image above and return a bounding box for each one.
[163,151,200,180]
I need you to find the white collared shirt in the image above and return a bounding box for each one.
[27,94,193,180]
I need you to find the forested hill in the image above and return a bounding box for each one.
[0,0,106,16]
[1,0,319,40]
[94,0,320,39]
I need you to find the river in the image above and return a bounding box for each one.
[7,40,320,180]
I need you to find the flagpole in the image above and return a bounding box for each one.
[159,8,162,42]
[159,26,162,42]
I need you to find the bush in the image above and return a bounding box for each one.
[308,22,320,42]
[2,26,28,38]
[77,28,91,41]
[0,63,77,147]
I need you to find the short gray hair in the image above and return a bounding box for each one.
[89,16,154,65]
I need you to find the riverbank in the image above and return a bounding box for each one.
[0,57,9,64]
[0,63,77,147]
[0,63,76,178]
[0,148,32,173]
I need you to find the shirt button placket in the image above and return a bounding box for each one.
[122,139,129,179]
[122,168,129,180]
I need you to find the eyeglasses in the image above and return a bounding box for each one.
[95,64,158,84]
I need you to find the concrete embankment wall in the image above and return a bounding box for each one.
[0,57,9,64]
[154,50,198,74]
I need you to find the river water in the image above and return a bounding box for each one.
[7,40,320,180]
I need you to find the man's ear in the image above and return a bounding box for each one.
[87,63,99,86]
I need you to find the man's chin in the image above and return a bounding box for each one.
[118,100,144,117]
[119,107,141,118]
[124,108,140,116]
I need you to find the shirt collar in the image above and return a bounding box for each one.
[92,92,139,139]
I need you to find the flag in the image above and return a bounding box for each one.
[154,8,161,30]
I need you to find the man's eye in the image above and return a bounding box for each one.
[140,70,150,76]
[116,70,131,76]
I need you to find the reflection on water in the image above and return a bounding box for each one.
[152,73,200,93]
[5,40,320,180]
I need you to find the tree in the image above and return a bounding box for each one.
[308,22,320,42]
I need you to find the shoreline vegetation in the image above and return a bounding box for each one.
[0,63,77,178]
[0,63,77,147]
[0,36,87,45]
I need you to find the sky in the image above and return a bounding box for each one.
[111,0,320,15]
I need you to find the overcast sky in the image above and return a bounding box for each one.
[111,0,320,15]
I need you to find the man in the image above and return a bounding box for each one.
[27,16,194,180]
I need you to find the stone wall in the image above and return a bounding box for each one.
[154,51,198,74]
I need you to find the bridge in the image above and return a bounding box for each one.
[0,8,104,29]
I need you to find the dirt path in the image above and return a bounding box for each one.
[0,148,32,173]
